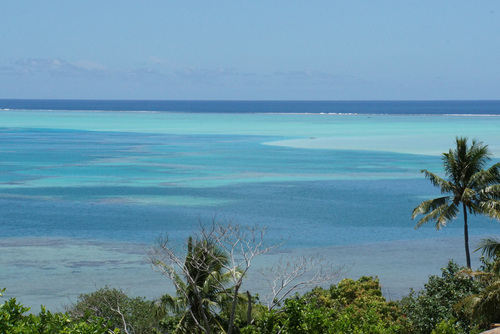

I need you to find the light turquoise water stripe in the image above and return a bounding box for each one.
[2,110,499,156]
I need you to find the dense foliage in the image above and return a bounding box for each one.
[400,261,483,334]
[3,260,500,334]
[153,236,240,334]
[455,241,500,329]
[241,276,408,334]
[0,288,115,334]
[67,287,161,334]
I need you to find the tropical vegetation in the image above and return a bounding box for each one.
[0,288,117,333]
[412,137,500,268]
[454,238,500,329]
[399,261,482,334]
[66,287,161,334]
[4,259,499,334]
[153,236,237,334]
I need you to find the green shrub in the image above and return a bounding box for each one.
[400,261,482,334]
[67,287,161,334]
[244,276,408,333]
[0,288,115,334]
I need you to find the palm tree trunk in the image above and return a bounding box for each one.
[463,203,471,268]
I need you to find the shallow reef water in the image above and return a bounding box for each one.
[1,106,500,310]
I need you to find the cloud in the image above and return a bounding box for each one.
[0,57,370,99]
[170,67,259,85]
[175,67,240,77]
[0,57,354,86]
[0,57,248,83]
[73,60,107,71]
[275,70,359,82]
[0,58,109,77]
[147,56,172,66]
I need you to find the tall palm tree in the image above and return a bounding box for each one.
[411,137,500,268]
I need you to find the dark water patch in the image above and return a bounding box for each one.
[66,260,121,268]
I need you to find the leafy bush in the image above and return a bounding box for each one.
[453,254,500,329]
[0,288,115,334]
[242,276,408,333]
[67,287,161,334]
[400,261,482,334]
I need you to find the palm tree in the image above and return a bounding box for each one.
[454,238,500,327]
[411,137,500,268]
[156,237,235,333]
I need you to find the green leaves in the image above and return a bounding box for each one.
[476,238,500,259]
[155,237,238,333]
[412,137,500,267]
[67,287,160,334]
[0,288,116,334]
[400,261,482,334]
[454,251,500,329]
[246,277,408,334]
[421,170,454,193]
[412,197,458,229]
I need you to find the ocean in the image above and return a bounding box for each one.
[1,99,500,311]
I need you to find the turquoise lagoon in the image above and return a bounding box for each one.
[1,108,500,310]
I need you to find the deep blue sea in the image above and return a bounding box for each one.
[1,99,500,310]
[2,99,500,115]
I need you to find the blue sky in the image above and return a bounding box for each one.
[1,1,499,100]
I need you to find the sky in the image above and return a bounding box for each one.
[1,1,499,100]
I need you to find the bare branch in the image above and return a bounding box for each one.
[109,303,130,334]
[260,254,345,310]
[147,220,285,334]
[198,220,284,334]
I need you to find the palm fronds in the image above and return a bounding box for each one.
[412,137,500,268]
[476,238,500,259]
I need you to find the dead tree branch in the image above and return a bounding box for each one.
[260,254,345,310]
